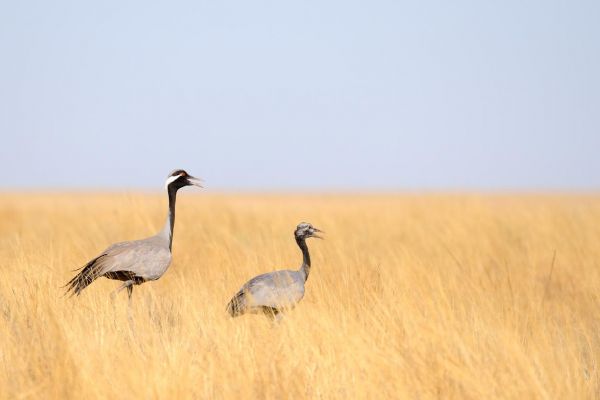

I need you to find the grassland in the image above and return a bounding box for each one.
[1,192,600,399]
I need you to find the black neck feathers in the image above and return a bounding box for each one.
[167,184,178,251]
[296,236,311,281]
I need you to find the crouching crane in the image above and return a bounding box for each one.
[226,222,323,319]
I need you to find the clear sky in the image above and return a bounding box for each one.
[0,1,598,190]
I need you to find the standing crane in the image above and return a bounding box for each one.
[65,169,202,299]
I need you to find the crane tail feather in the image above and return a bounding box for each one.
[226,291,247,317]
[64,254,107,297]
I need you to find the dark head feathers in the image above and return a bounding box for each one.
[168,169,189,178]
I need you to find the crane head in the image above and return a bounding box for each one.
[165,169,203,191]
[295,222,324,240]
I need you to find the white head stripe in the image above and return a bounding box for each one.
[165,174,183,190]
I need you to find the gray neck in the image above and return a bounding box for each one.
[296,236,311,281]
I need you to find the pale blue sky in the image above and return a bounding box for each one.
[0,0,598,190]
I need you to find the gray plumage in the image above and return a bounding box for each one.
[226,222,323,319]
[65,169,202,298]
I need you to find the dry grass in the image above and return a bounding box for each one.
[1,192,600,399]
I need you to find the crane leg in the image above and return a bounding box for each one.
[111,280,135,300]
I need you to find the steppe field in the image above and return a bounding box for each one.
[1,193,600,399]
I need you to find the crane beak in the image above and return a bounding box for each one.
[187,176,204,188]
[312,227,324,239]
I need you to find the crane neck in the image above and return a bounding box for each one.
[158,185,178,251]
[296,236,311,281]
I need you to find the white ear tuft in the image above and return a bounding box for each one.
[165,174,183,190]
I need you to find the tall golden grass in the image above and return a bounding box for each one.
[1,192,600,399]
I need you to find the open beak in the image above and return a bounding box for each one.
[187,175,204,188]
[311,227,324,239]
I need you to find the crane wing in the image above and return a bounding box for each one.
[227,270,305,315]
